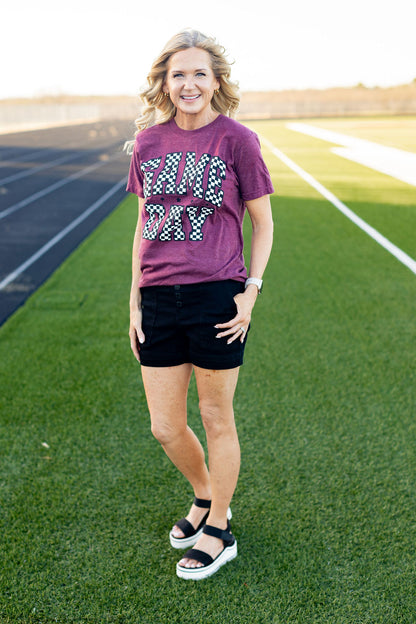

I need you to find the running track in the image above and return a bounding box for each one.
[0,119,133,325]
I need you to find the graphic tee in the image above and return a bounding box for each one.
[126,114,274,287]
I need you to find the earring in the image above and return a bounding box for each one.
[215,89,220,95]
[164,92,169,98]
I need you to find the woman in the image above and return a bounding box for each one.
[127,29,274,580]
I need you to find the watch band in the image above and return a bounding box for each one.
[245,277,263,294]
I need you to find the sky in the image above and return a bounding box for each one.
[2,0,416,99]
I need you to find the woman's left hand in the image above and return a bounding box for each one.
[214,286,258,344]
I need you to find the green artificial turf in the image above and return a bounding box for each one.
[1,118,416,623]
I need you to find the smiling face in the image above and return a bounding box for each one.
[163,47,220,129]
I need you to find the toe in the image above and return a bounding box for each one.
[171,525,185,538]
[179,558,202,569]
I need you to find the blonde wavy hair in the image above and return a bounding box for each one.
[128,29,239,143]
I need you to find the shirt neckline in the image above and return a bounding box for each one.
[169,114,223,135]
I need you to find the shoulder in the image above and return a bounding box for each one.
[133,120,171,148]
[217,115,257,140]
[216,116,261,158]
[214,117,262,170]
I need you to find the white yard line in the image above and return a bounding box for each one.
[287,122,416,187]
[0,177,127,291]
[260,135,416,276]
[0,153,121,221]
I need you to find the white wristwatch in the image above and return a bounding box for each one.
[245,277,263,294]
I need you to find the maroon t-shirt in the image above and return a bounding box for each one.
[126,114,274,287]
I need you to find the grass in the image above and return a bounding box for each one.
[1,117,416,623]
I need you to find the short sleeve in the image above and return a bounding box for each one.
[126,139,144,197]
[235,131,274,201]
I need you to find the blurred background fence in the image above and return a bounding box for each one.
[238,83,416,119]
[1,83,416,133]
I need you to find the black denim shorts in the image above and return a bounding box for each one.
[139,280,249,369]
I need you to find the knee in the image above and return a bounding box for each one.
[199,401,234,439]
[150,419,184,446]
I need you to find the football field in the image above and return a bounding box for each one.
[0,116,415,623]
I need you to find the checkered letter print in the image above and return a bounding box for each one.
[152,152,182,195]
[176,152,211,198]
[204,156,226,208]
[140,158,162,198]
[142,204,166,240]
[186,206,215,241]
[159,205,186,241]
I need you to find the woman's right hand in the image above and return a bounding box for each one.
[129,306,145,362]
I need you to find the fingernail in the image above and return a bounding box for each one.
[139,337,144,344]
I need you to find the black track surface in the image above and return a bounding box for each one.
[0,119,135,326]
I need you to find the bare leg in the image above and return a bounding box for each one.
[141,364,212,531]
[179,366,240,568]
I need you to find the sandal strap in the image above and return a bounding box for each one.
[174,517,196,538]
[203,521,235,546]
[182,548,214,567]
[193,497,211,509]
[174,508,210,537]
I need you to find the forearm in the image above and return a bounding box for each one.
[205,195,274,343]
[130,239,142,310]
[130,199,144,312]
[248,220,274,280]
[246,195,274,289]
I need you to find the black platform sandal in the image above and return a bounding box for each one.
[176,520,238,580]
[169,497,211,549]
[169,498,232,550]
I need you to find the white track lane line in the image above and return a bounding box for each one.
[0,147,56,165]
[260,135,416,276]
[0,177,127,291]
[0,153,121,221]
[0,151,86,185]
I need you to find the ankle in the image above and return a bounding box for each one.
[206,513,229,530]
[193,491,211,504]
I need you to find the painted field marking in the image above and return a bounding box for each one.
[260,135,416,276]
[0,153,121,221]
[287,122,416,187]
[0,177,127,291]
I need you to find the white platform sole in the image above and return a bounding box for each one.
[176,540,238,580]
[169,507,232,550]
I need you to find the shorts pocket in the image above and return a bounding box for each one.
[200,280,244,325]
[140,289,158,343]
